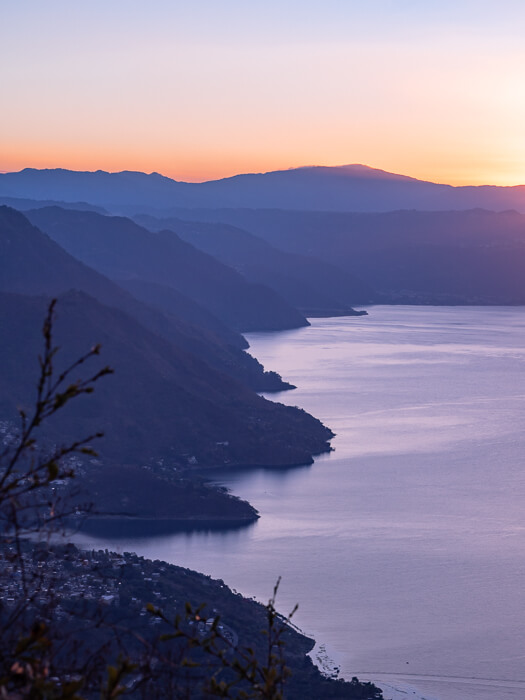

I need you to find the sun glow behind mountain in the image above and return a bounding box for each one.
[1,1,525,186]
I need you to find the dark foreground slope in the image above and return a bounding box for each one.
[172,207,525,305]
[135,213,374,313]
[0,291,333,468]
[0,205,289,392]
[25,206,308,332]
[1,541,383,699]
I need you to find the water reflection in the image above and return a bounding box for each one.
[76,307,525,700]
[77,517,258,540]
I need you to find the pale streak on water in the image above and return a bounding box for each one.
[76,306,525,700]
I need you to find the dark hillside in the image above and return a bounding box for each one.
[0,206,289,391]
[169,207,525,305]
[135,214,375,312]
[0,291,333,468]
[25,206,308,332]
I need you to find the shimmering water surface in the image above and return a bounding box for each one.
[76,306,525,700]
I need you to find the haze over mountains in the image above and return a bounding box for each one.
[24,206,309,332]
[4,164,525,306]
[0,207,288,392]
[2,164,525,213]
[0,205,334,523]
[133,214,375,313]
[175,207,525,305]
[3,161,525,524]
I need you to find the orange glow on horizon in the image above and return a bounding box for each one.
[2,4,525,190]
[1,153,524,188]
[1,139,524,188]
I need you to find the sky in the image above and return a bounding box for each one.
[2,0,525,185]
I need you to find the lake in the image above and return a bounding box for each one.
[75,306,525,700]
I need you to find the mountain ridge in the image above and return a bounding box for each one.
[181,207,525,305]
[2,165,525,213]
[25,206,308,333]
[0,205,292,391]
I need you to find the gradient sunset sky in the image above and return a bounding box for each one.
[2,1,525,185]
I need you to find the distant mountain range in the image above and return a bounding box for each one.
[3,165,525,305]
[2,165,525,213]
[4,162,525,524]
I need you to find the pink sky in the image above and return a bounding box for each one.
[2,1,525,185]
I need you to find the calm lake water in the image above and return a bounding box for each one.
[76,306,525,700]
